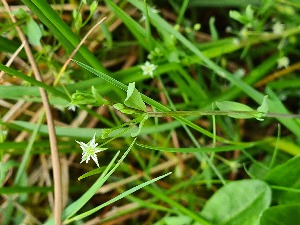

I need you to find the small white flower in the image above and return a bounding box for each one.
[272,22,284,35]
[225,26,232,33]
[76,134,107,167]
[141,61,157,77]
[277,56,290,69]
[67,102,79,111]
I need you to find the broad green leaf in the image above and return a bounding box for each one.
[260,205,300,225]
[264,155,300,204]
[215,101,255,119]
[26,17,42,46]
[201,179,271,225]
[124,82,146,112]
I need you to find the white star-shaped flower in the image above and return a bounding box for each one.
[76,134,107,167]
[277,56,289,69]
[141,61,157,77]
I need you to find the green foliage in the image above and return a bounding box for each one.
[1,0,300,224]
[260,205,300,225]
[200,180,271,225]
[264,155,300,205]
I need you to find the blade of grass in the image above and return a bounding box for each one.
[21,0,108,73]
[0,63,68,101]
[137,143,254,153]
[144,185,211,225]
[65,172,172,224]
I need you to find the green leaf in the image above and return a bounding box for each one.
[163,215,192,225]
[91,86,109,105]
[254,95,269,121]
[245,5,254,21]
[257,95,269,114]
[264,155,300,204]
[124,82,146,112]
[78,167,107,181]
[66,171,172,223]
[113,103,141,114]
[260,205,300,225]
[26,17,42,46]
[215,101,255,119]
[131,114,148,137]
[200,179,271,225]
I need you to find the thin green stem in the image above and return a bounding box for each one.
[147,110,300,119]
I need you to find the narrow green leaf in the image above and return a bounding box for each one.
[65,172,172,223]
[137,143,253,153]
[78,167,107,181]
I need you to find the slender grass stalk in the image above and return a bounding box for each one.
[147,110,300,118]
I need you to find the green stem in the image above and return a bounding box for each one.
[147,110,300,119]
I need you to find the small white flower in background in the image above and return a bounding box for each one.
[67,102,79,111]
[277,56,290,69]
[141,61,157,77]
[76,133,107,167]
[272,22,284,34]
[225,26,232,33]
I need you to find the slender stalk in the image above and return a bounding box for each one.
[146,110,300,119]
[2,1,62,224]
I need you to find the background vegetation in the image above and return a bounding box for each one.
[0,0,300,224]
